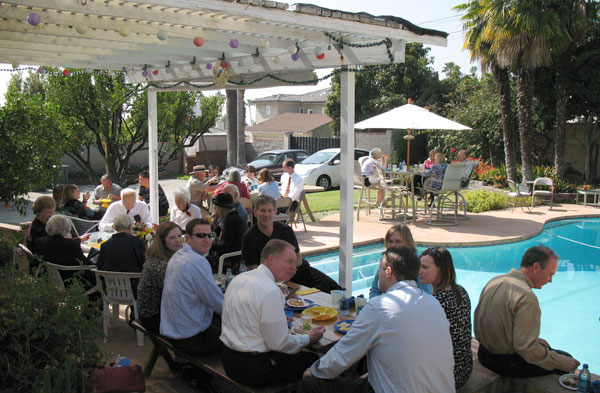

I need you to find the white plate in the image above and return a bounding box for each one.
[559,374,578,390]
[286,298,310,308]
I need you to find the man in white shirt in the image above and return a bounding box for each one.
[280,158,304,212]
[300,247,456,393]
[98,188,153,232]
[457,150,475,187]
[220,239,326,387]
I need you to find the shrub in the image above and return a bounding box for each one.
[0,266,103,393]
[463,190,508,213]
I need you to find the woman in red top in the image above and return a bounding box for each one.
[214,170,250,199]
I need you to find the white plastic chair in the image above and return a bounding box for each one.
[506,180,532,213]
[92,269,143,346]
[355,161,381,221]
[238,197,253,227]
[531,177,554,210]
[456,160,479,220]
[45,262,98,296]
[216,250,242,280]
[424,163,466,226]
[274,197,292,224]
[375,166,408,222]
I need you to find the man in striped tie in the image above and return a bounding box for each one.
[280,158,304,212]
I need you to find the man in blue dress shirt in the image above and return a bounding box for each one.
[299,247,455,393]
[160,218,224,355]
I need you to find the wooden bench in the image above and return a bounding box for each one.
[129,320,295,393]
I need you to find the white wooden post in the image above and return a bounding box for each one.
[339,67,355,293]
[147,87,159,225]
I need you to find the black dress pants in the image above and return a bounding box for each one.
[292,259,342,294]
[169,314,223,356]
[299,375,374,393]
[478,344,573,378]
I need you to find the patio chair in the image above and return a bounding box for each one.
[274,197,292,224]
[375,166,409,223]
[355,161,381,221]
[531,177,554,210]
[456,160,479,220]
[17,243,37,271]
[92,269,144,346]
[288,192,307,232]
[69,216,100,237]
[238,197,253,227]
[506,180,532,213]
[45,262,98,296]
[216,250,242,280]
[424,163,466,226]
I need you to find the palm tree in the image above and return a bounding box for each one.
[456,0,519,182]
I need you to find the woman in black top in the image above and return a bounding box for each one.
[62,184,100,219]
[24,196,55,254]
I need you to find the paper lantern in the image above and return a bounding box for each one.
[220,60,228,68]
[288,45,298,54]
[37,67,46,74]
[272,56,280,64]
[291,53,300,61]
[259,39,270,48]
[76,24,88,34]
[229,39,239,49]
[141,70,148,77]
[62,69,70,76]
[316,53,325,60]
[206,63,213,70]
[27,13,41,26]
[193,37,204,47]
[237,59,244,67]
[118,26,130,37]
[314,47,323,56]
[157,30,168,41]
[152,69,159,75]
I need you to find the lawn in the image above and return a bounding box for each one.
[304,189,361,213]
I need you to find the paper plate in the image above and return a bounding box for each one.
[334,319,354,334]
[301,306,338,321]
[285,298,314,311]
[559,374,578,390]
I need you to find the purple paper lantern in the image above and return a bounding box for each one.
[141,70,148,77]
[206,63,213,70]
[291,53,300,61]
[229,39,239,49]
[37,67,46,74]
[27,13,41,26]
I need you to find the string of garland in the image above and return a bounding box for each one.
[324,32,394,63]
[0,66,126,77]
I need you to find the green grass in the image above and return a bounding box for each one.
[304,189,361,213]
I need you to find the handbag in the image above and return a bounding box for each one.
[87,364,146,393]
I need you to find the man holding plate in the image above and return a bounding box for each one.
[220,239,325,387]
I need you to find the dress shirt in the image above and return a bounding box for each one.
[160,243,223,339]
[220,264,309,353]
[94,183,123,200]
[369,267,432,299]
[280,171,304,202]
[474,269,572,371]
[98,200,153,232]
[170,203,201,230]
[234,201,248,224]
[187,176,208,205]
[258,181,281,199]
[310,280,455,393]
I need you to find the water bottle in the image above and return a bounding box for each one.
[578,364,591,392]
[225,268,233,289]
[339,288,349,317]
[239,260,247,274]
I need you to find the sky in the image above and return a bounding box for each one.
[0,0,477,112]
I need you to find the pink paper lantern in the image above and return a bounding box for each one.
[316,53,325,60]
[62,69,70,76]
[152,69,159,75]
[193,37,204,47]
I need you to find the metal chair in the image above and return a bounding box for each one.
[69,216,100,237]
[238,197,253,227]
[506,180,531,213]
[424,163,466,226]
[531,177,554,210]
[274,197,292,224]
[18,243,37,271]
[456,160,479,220]
[45,262,98,296]
[375,166,408,222]
[92,269,143,346]
[288,192,307,232]
[355,161,381,221]
[216,250,242,280]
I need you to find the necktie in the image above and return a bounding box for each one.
[284,177,291,197]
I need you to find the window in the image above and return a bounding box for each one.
[299,108,304,113]
[295,152,309,163]
[266,106,270,116]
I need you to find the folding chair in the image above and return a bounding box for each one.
[531,177,554,210]
[238,197,253,227]
[506,180,531,213]
[456,160,479,220]
[375,166,408,223]
[69,216,100,237]
[274,197,292,224]
[355,161,381,221]
[216,251,242,280]
[92,269,143,346]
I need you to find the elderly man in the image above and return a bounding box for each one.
[474,245,580,378]
[93,174,122,206]
[280,158,304,212]
[300,247,455,393]
[161,218,223,356]
[99,188,152,232]
[187,164,218,208]
[221,239,325,387]
[210,193,246,271]
[222,183,248,224]
[138,171,169,217]
[457,150,475,187]
[242,195,341,293]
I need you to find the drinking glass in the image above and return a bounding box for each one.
[330,290,343,309]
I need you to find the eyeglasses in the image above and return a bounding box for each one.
[190,232,214,239]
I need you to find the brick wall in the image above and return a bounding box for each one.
[355,130,392,158]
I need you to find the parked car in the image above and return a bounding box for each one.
[295,148,370,190]
[223,149,310,181]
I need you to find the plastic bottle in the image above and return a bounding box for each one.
[578,364,591,393]
[239,260,247,274]
[339,288,349,317]
[225,268,233,288]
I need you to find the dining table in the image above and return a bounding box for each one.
[275,185,324,222]
[382,168,422,222]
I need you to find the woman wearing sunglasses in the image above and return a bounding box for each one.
[419,247,472,388]
[137,221,183,333]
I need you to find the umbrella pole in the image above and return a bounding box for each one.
[403,128,415,209]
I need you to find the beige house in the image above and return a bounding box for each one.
[250,88,330,124]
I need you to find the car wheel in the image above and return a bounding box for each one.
[317,175,331,190]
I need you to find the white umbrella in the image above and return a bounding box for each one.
[355,101,471,165]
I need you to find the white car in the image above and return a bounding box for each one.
[295,148,370,190]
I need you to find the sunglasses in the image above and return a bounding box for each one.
[190,232,214,239]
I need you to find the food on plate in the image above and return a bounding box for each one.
[337,321,351,332]
[293,325,307,335]
[287,299,307,307]
[302,306,337,321]
[560,374,578,388]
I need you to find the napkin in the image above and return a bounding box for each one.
[296,288,320,296]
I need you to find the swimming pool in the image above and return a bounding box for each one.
[306,217,600,372]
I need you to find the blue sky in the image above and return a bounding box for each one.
[0,0,476,107]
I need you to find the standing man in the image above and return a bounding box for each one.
[280,158,303,211]
[99,188,152,232]
[474,245,579,377]
[160,218,223,356]
[300,247,455,393]
[138,171,169,217]
[187,165,218,209]
[220,239,325,387]
[242,195,341,293]
[93,174,122,206]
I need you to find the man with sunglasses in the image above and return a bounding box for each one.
[161,218,224,356]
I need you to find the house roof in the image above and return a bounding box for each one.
[249,88,330,104]
[0,0,447,88]
[247,112,332,133]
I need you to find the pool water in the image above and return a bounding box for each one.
[306,218,600,371]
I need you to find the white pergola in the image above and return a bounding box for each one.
[0,0,447,292]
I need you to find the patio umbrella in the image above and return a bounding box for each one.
[355,100,471,165]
